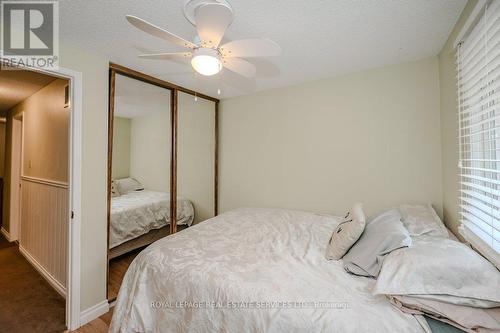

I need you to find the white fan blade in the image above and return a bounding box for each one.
[223,57,256,78]
[126,15,197,49]
[195,3,233,47]
[220,38,281,58]
[138,52,192,60]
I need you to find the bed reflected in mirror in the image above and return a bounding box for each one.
[108,73,178,301]
[177,91,216,225]
[106,65,219,302]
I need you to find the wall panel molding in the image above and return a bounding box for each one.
[19,245,66,297]
[0,227,12,242]
[21,175,68,188]
[20,178,68,294]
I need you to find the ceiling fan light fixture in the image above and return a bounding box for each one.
[128,2,281,83]
[191,48,222,76]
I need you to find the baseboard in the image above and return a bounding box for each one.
[80,300,109,326]
[1,227,12,242]
[18,245,67,298]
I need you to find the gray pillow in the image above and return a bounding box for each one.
[342,208,411,278]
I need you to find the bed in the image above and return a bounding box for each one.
[109,190,194,254]
[110,208,433,333]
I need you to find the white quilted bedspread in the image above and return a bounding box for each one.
[110,208,429,333]
[110,190,194,248]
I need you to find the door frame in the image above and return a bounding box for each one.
[9,113,23,241]
[9,63,83,330]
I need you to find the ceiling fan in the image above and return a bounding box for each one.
[126,0,281,78]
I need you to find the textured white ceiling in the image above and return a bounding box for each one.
[60,0,466,99]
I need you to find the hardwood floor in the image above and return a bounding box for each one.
[107,247,142,300]
[70,309,113,333]
[0,233,66,333]
[107,226,188,300]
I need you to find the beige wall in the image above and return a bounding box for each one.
[113,91,216,224]
[129,111,171,192]
[439,0,478,236]
[219,57,443,218]
[3,78,69,232]
[59,40,109,311]
[178,92,216,224]
[112,117,131,179]
[19,79,69,182]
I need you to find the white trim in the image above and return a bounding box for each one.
[21,175,69,189]
[19,245,66,297]
[459,224,500,270]
[0,227,12,242]
[453,0,487,48]
[9,115,23,241]
[80,300,109,326]
[67,67,83,331]
[12,64,83,330]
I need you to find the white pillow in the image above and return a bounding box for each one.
[399,204,448,238]
[115,177,144,194]
[373,237,500,307]
[325,203,366,260]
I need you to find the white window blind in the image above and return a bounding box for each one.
[458,0,500,256]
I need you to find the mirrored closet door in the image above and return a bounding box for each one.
[177,92,217,227]
[107,64,219,302]
[107,70,172,300]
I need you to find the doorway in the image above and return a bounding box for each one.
[0,65,83,331]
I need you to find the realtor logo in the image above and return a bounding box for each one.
[1,0,59,69]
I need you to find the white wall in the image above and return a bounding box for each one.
[177,92,216,224]
[219,57,443,218]
[129,112,171,192]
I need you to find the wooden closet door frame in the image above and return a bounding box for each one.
[106,63,219,301]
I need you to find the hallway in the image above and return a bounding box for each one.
[0,234,66,333]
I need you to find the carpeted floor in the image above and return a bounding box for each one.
[0,234,66,333]
[0,232,14,249]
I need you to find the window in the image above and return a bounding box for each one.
[457,1,500,259]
